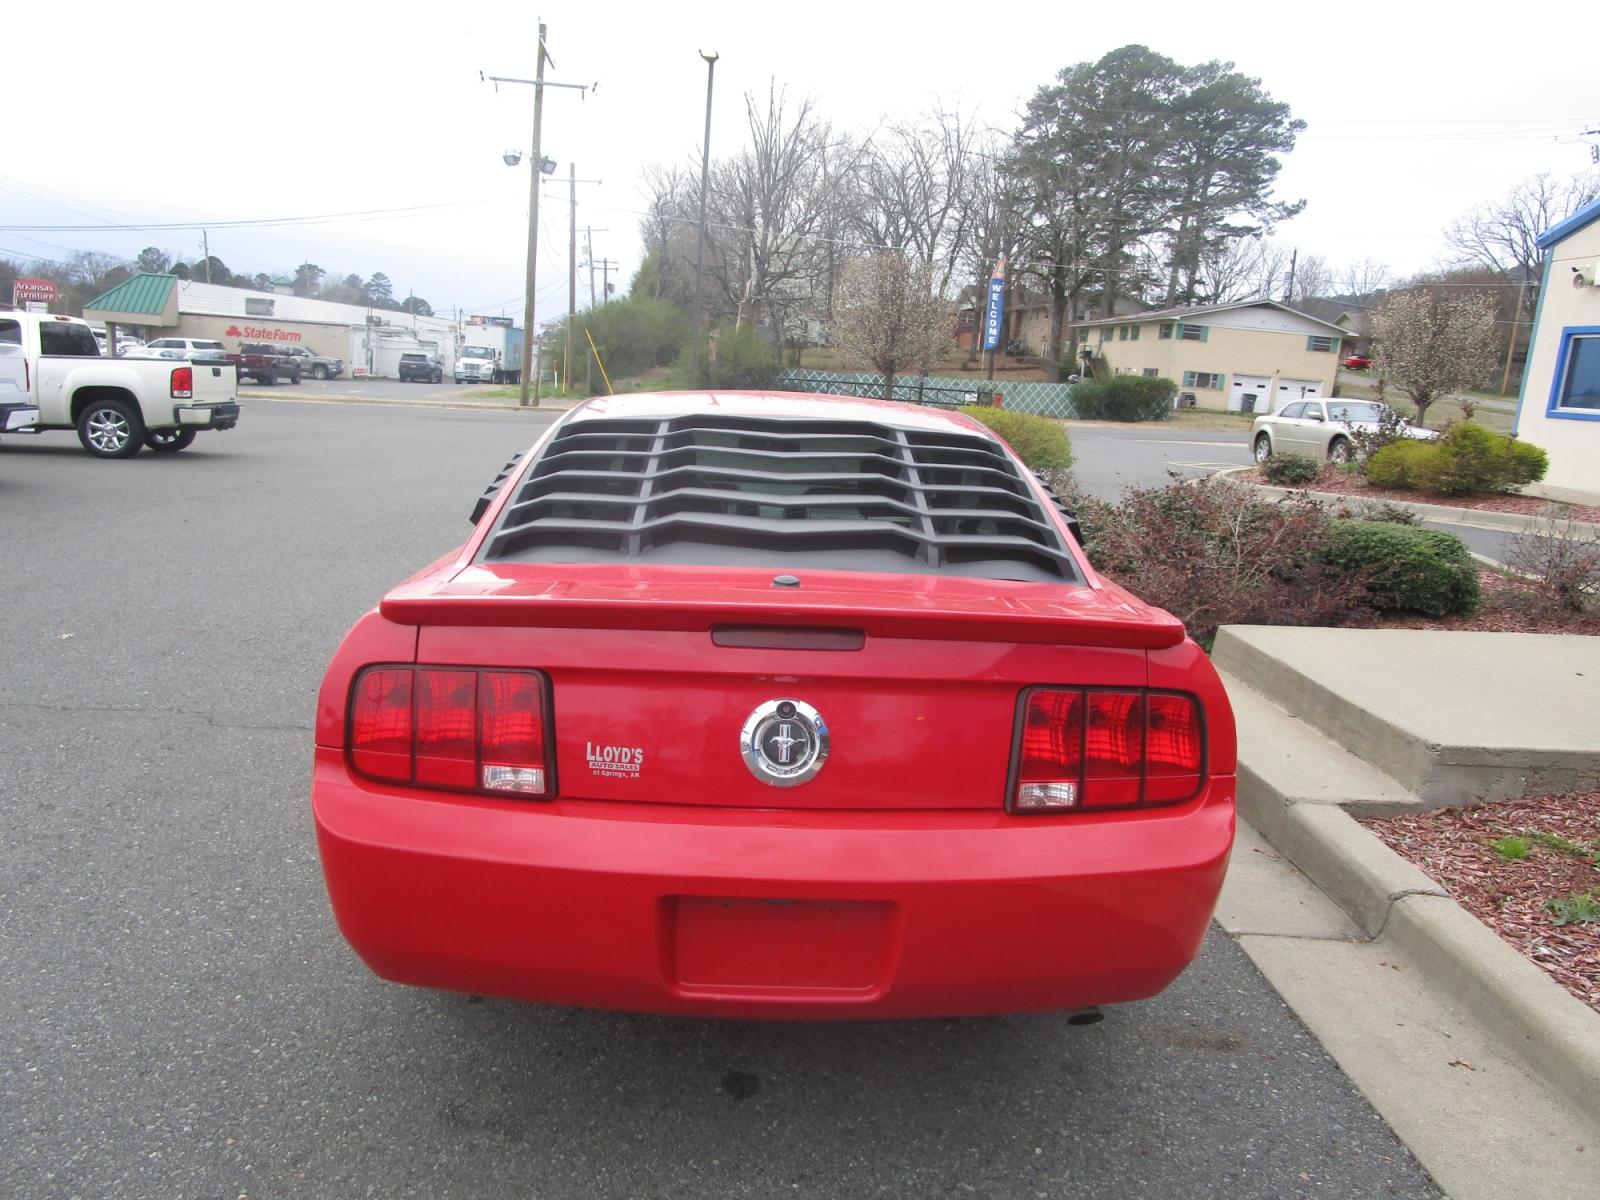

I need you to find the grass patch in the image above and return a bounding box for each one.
[1160,408,1258,434]
[1489,835,1531,860]
[1334,378,1514,434]
[1544,888,1600,926]
[1528,831,1600,861]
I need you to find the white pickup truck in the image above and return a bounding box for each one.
[0,311,240,458]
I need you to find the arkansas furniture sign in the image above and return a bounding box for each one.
[12,278,58,306]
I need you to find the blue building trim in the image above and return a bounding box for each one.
[1544,324,1600,422]
[1535,195,1600,250]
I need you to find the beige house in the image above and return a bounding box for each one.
[1514,197,1600,505]
[1075,299,1348,413]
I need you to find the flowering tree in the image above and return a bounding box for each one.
[1371,289,1499,426]
[830,254,953,401]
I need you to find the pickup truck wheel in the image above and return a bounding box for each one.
[312,365,327,379]
[77,399,143,458]
[145,428,198,453]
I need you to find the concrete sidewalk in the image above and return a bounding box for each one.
[1237,476,1600,538]
[1213,625,1600,1199]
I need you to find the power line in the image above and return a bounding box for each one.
[0,200,486,234]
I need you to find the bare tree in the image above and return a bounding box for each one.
[635,164,695,304]
[1371,288,1500,425]
[1339,257,1390,298]
[704,84,833,335]
[1446,171,1600,283]
[1287,252,1333,302]
[846,103,981,297]
[831,253,954,401]
[951,138,1025,361]
[1195,236,1287,303]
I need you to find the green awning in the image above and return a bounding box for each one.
[83,273,179,327]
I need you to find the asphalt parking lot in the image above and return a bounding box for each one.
[0,401,1440,1199]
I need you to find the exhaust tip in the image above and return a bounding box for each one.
[1066,1008,1105,1026]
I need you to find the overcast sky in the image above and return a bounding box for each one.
[4,0,1593,321]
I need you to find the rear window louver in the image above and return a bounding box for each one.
[479,414,1081,583]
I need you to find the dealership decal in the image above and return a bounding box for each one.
[586,741,644,779]
[224,324,303,343]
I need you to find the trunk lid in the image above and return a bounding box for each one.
[403,563,1172,811]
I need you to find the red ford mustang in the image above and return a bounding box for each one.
[312,392,1236,1019]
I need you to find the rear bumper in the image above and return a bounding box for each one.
[174,402,240,430]
[312,751,1234,1018]
[2,403,40,432]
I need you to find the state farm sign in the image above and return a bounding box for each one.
[13,278,58,305]
[224,323,303,343]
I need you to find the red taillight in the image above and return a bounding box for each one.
[1012,687,1203,813]
[170,366,193,399]
[348,666,552,798]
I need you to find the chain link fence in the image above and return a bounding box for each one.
[768,370,1080,419]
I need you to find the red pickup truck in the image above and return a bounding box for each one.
[236,342,301,385]
[311,392,1237,1019]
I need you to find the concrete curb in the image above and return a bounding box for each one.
[1240,780,1600,1124]
[1218,468,1600,538]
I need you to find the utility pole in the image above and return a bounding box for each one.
[1284,248,1298,303]
[586,227,597,308]
[1500,275,1530,396]
[520,29,546,406]
[688,50,719,389]
[201,230,211,284]
[548,171,601,393]
[568,163,577,391]
[597,259,618,302]
[483,26,590,405]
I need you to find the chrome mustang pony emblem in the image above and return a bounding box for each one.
[740,699,829,787]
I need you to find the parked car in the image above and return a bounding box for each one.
[1341,353,1373,370]
[312,391,1238,1019]
[397,352,443,383]
[239,343,302,384]
[0,312,238,458]
[280,345,344,380]
[129,337,227,359]
[1250,398,1440,465]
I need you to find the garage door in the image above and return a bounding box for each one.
[1276,377,1323,402]
[1229,374,1272,414]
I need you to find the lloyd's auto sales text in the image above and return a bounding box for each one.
[224,324,303,343]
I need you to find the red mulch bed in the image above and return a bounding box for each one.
[1362,793,1600,1014]
[1241,466,1600,523]
[1368,570,1600,636]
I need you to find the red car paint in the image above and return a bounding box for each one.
[312,392,1237,1018]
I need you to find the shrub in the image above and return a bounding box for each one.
[1070,375,1175,422]
[1507,506,1600,614]
[1366,425,1548,495]
[959,406,1073,471]
[1329,499,1419,526]
[1321,520,1480,617]
[572,296,690,379]
[1261,454,1320,486]
[1344,403,1413,463]
[1365,438,1437,489]
[1083,474,1367,646]
[678,321,781,389]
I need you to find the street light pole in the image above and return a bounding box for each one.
[518,23,548,407]
[688,50,718,390]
